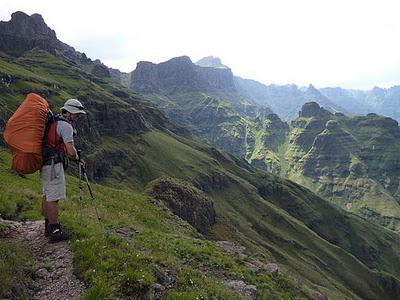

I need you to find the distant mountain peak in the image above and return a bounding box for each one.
[131,56,236,93]
[0,11,112,78]
[307,84,318,92]
[164,55,193,65]
[11,11,46,26]
[3,11,56,40]
[195,56,229,69]
[0,11,76,58]
[299,101,332,118]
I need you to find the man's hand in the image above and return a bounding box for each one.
[79,158,86,169]
[65,142,78,160]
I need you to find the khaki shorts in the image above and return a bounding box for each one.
[41,162,66,202]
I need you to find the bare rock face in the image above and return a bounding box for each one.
[0,11,77,58]
[91,61,111,78]
[265,263,281,275]
[130,61,162,93]
[217,241,247,259]
[131,56,236,94]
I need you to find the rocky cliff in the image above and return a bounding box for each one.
[0,11,77,58]
[129,56,277,165]
[0,12,111,78]
[131,56,236,94]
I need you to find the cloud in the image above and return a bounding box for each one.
[1,0,400,89]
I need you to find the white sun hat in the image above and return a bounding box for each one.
[61,99,86,114]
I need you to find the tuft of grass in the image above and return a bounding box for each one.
[0,239,34,299]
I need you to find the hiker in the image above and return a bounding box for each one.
[41,99,86,242]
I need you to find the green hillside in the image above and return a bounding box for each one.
[284,105,400,232]
[1,49,400,299]
[137,80,400,233]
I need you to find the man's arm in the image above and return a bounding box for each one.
[65,142,78,160]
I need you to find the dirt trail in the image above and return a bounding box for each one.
[1,219,85,299]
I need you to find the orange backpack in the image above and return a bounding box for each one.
[3,93,52,174]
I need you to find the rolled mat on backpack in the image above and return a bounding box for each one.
[3,93,50,174]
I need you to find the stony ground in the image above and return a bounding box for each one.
[1,219,85,299]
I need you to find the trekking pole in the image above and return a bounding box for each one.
[78,153,102,227]
[77,150,84,225]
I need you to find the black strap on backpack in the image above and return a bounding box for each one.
[42,113,72,168]
[42,110,56,144]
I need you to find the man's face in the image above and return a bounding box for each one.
[70,113,83,122]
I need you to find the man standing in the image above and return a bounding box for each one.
[41,99,86,242]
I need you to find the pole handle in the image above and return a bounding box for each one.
[77,149,86,173]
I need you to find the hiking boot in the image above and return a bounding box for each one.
[48,223,71,243]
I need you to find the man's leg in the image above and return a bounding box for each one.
[42,163,70,242]
[42,196,59,236]
[46,200,59,224]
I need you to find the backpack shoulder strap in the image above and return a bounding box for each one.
[55,114,71,124]
[42,110,56,144]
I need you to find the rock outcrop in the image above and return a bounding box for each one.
[0,11,77,58]
[131,56,236,94]
[298,101,332,118]
[289,102,333,155]
[147,177,217,234]
[91,60,110,78]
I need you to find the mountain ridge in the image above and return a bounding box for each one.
[131,56,236,93]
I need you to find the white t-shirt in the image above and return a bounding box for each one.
[56,120,74,144]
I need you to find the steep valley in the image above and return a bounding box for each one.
[124,55,400,233]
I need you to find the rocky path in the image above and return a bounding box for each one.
[1,219,85,299]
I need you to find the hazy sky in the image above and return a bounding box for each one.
[1,0,400,89]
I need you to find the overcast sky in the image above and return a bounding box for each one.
[1,0,400,89]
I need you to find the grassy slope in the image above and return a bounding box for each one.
[1,50,400,299]
[139,84,400,233]
[98,129,400,299]
[0,150,307,299]
[284,114,400,231]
